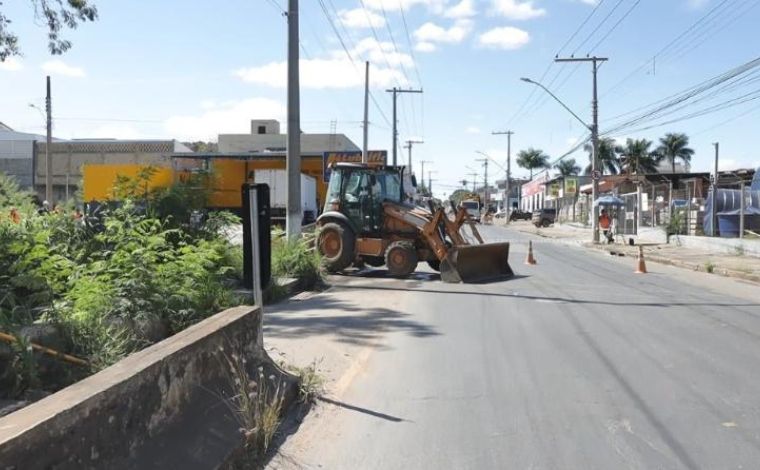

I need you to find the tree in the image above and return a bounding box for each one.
[516,148,550,179]
[1,1,98,61]
[616,138,660,174]
[656,132,694,174]
[555,158,580,177]
[184,141,219,153]
[449,189,476,206]
[583,137,619,175]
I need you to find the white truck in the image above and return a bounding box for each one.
[252,169,318,225]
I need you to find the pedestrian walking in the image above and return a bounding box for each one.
[599,209,614,244]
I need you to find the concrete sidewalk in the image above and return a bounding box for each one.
[505,220,760,284]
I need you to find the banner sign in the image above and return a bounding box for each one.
[550,182,560,198]
[565,177,577,195]
[322,151,387,182]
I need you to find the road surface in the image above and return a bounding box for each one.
[266,225,760,470]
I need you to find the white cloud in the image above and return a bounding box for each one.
[414,20,472,44]
[566,136,580,146]
[492,0,546,20]
[444,0,476,18]
[578,0,598,4]
[235,37,411,89]
[41,59,85,77]
[164,98,286,142]
[338,8,385,29]
[415,41,437,52]
[465,126,482,134]
[478,26,531,49]
[0,57,23,72]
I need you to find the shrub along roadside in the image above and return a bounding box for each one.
[270,229,321,290]
[0,172,245,400]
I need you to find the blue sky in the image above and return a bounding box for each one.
[1,0,759,197]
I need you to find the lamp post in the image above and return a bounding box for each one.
[520,76,600,243]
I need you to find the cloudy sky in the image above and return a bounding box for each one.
[1,0,758,196]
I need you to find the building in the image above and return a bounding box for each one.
[35,139,192,202]
[520,174,551,212]
[0,121,52,189]
[218,119,360,154]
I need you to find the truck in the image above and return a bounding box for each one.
[252,169,318,225]
[460,199,481,222]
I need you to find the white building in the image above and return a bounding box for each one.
[218,120,360,153]
[0,121,51,189]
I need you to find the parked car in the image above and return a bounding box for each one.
[509,209,532,221]
[532,208,556,227]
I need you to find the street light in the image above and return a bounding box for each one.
[520,76,600,243]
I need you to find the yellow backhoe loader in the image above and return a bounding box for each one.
[315,163,514,283]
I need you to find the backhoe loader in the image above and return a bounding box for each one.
[315,163,514,283]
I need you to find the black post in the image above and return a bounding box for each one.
[243,183,272,290]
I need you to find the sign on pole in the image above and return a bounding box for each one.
[591,170,601,181]
[565,177,578,195]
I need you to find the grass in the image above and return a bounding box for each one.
[271,229,321,288]
[704,261,715,274]
[221,349,286,462]
[285,358,325,404]
[733,245,746,256]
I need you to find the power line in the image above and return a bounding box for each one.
[587,0,641,54]
[570,0,626,56]
[555,0,607,56]
[316,0,392,127]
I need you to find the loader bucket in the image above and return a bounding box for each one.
[439,242,514,283]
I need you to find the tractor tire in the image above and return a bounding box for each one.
[317,222,355,273]
[385,241,418,277]
[363,256,386,267]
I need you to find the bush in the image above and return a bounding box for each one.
[0,171,246,395]
[271,230,321,287]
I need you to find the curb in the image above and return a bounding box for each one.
[587,244,760,285]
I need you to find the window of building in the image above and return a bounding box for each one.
[257,125,266,134]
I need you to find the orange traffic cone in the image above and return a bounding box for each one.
[525,240,537,265]
[635,245,647,274]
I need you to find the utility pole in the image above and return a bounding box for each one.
[420,159,432,192]
[467,173,478,193]
[385,87,423,165]
[45,75,53,204]
[475,158,489,208]
[712,142,719,237]
[286,0,301,238]
[404,140,424,174]
[362,61,369,164]
[428,171,437,195]
[555,56,608,243]
[493,130,514,218]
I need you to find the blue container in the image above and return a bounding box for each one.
[717,214,740,238]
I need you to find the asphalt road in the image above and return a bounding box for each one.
[268,224,760,470]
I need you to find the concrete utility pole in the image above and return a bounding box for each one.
[385,87,423,165]
[554,56,608,243]
[493,130,514,218]
[286,0,302,238]
[467,173,478,193]
[45,76,53,204]
[404,140,424,173]
[712,142,719,237]
[475,158,489,208]
[362,61,369,164]
[428,171,437,195]
[420,159,432,192]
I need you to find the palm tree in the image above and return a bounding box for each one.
[555,158,581,176]
[583,137,619,175]
[616,138,660,174]
[656,132,694,174]
[516,148,551,179]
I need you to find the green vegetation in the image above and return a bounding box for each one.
[222,350,286,463]
[0,170,244,398]
[516,148,551,179]
[271,229,321,288]
[286,359,325,404]
[704,261,715,274]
